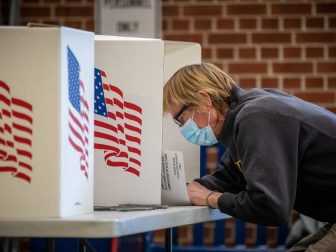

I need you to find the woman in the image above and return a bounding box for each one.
[163,62,336,251]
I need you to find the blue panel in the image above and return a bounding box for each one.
[235,219,246,245]
[214,219,225,246]
[193,223,204,246]
[256,225,267,245]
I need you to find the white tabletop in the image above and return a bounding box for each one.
[0,206,230,238]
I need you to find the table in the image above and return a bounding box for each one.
[0,206,230,252]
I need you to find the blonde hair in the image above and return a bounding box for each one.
[163,62,236,114]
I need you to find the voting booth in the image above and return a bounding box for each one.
[0,27,95,217]
[94,36,201,206]
[94,36,164,206]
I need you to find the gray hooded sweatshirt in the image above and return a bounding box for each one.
[196,86,336,226]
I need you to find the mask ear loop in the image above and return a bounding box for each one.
[191,110,195,120]
[207,110,211,125]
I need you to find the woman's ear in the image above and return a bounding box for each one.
[198,91,212,107]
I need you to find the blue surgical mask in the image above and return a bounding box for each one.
[180,111,218,146]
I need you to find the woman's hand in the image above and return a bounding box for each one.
[187,182,221,208]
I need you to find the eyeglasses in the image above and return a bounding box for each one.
[173,105,188,126]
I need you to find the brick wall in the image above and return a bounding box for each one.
[162,0,336,112]
[18,0,336,112]
[20,0,94,31]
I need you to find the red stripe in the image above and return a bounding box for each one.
[104,151,128,160]
[106,98,113,106]
[113,98,123,109]
[69,136,84,154]
[83,125,89,134]
[13,135,32,146]
[80,164,86,171]
[4,154,17,162]
[103,83,109,91]
[12,98,33,111]
[4,124,11,134]
[6,141,14,148]
[125,123,141,134]
[2,109,11,118]
[81,111,89,122]
[124,112,142,125]
[106,159,128,168]
[18,161,32,171]
[12,122,32,135]
[69,109,83,131]
[0,167,17,173]
[14,172,31,183]
[128,146,141,156]
[125,134,141,145]
[0,94,10,106]
[125,167,140,177]
[80,96,89,111]
[80,80,85,93]
[117,124,124,133]
[129,157,141,166]
[124,101,142,114]
[12,110,33,124]
[17,149,32,159]
[0,80,10,92]
[69,122,84,146]
[94,131,119,144]
[0,127,3,134]
[116,111,124,120]
[0,138,6,146]
[94,120,117,133]
[119,139,126,145]
[110,85,123,98]
[94,143,119,153]
[100,70,106,77]
[107,112,116,120]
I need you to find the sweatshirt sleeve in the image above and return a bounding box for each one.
[218,113,300,226]
[195,150,246,194]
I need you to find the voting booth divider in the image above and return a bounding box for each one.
[0,27,95,218]
[94,36,201,206]
[0,26,201,218]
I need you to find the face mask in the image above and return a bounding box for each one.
[180,110,218,146]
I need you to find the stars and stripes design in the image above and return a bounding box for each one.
[0,80,33,183]
[94,68,142,176]
[67,46,90,179]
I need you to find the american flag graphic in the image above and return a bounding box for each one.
[94,68,143,176]
[67,46,90,179]
[0,80,33,183]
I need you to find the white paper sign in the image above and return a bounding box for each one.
[96,0,161,38]
[161,150,190,206]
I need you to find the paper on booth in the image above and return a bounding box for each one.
[161,150,190,206]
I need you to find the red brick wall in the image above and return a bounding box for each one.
[19,0,336,112]
[162,0,336,112]
[20,0,94,31]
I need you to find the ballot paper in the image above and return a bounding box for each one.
[161,150,191,206]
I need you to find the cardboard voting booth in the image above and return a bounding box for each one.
[94,36,201,206]
[0,27,94,217]
[94,36,164,206]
